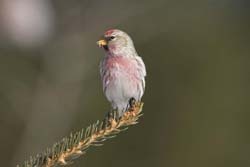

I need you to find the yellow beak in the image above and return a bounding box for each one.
[97,39,107,47]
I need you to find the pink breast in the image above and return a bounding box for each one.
[104,56,139,83]
[106,57,135,72]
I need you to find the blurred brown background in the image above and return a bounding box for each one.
[0,0,249,166]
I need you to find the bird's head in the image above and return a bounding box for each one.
[97,29,136,56]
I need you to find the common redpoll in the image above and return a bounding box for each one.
[97,29,146,117]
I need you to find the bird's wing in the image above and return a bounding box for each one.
[135,56,146,91]
[135,56,146,77]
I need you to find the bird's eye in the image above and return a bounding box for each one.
[105,36,115,42]
[109,36,115,40]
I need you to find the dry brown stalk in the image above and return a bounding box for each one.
[18,102,144,167]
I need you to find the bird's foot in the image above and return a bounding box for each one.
[102,109,120,129]
[128,97,136,112]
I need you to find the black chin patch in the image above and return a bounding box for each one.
[103,45,109,51]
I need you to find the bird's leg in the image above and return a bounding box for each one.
[102,111,111,129]
[102,109,119,129]
[128,97,136,112]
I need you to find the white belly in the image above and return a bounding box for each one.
[105,70,140,112]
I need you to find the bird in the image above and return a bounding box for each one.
[97,29,146,117]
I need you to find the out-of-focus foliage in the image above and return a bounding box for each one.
[0,0,249,166]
